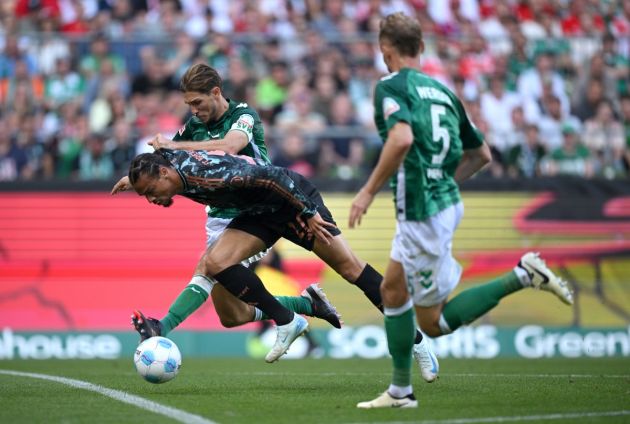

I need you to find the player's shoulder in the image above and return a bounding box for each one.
[184,115,205,127]
[228,100,260,119]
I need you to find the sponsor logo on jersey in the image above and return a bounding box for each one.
[234,114,254,133]
[383,97,400,119]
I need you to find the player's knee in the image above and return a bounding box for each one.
[379,283,407,307]
[203,253,228,276]
[219,316,240,328]
[219,311,248,328]
[419,322,442,338]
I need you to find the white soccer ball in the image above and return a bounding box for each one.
[134,336,182,384]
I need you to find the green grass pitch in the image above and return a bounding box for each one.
[0,357,628,423]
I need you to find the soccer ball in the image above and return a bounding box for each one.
[133,336,182,384]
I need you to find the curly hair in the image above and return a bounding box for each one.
[128,152,172,185]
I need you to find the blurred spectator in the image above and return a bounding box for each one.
[601,32,629,97]
[1,58,44,112]
[79,34,125,79]
[317,94,365,180]
[32,15,71,76]
[517,51,568,122]
[583,99,626,178]
[222,56,256,103]
[537,94,582,152]
[506,124,547,178]
[574,52,618,109]
[44,57,85,109]
[480,75,522,153]
[275,83,326,133]
[542,124,594,178]
[56,106,89,178]
[255,60,290,122]
[0,118,29,181]
[106,119,137,174]
[272,128,316,178]
[622,95,630,172]
[572,77,607,122]
[78,132,114,180]
[0,34,37,78]
[131,48,177,96]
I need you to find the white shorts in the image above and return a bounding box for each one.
[205,216,269,265]
[390,202,464,307]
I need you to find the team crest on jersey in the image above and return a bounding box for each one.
[383,97,400,119]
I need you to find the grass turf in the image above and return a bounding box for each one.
[0,357,628,424]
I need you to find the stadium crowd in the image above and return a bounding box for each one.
[0,0,629,182]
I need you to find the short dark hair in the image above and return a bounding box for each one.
[180,63,223,93]
[128,152,172,185]
[379,12,423,57]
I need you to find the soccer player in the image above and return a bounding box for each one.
[126,148,381,362]
[112,63,341,343]
[114,63,436,373]
[350,13,573,408]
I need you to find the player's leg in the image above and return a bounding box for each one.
[413,204,572,338]
[357,259,417,409]
[421,253,573,337]
[202,228,308,362]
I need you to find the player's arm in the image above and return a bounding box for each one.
[149,131,248,154]
[349,122,412,228]
[454,141,492,183]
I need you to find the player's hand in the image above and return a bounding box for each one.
[111,176,132,195]
[304,213,337,245]
[148,133,174,150]
[348,188,374,228]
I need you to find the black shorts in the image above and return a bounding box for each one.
[226,172,341,251]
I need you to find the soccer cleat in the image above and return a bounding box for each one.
[518,252,574,305]
[131,310,163,342]
[301,283,342,329]
[265,313,309,363]
[413,337,439,383]
[357,391,418,409]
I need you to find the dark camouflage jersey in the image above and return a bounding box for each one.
[161,149,318,219]
[173,99,269,219]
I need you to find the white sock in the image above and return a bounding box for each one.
[388,384,412,398]
[253,307,263,321]
[513,266,531,287]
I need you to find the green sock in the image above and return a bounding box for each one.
[441,271,523,332]
[259,296,313,320]
[384,305,415,387]
[160,283,209,335]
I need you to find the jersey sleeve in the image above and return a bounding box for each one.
[228,112,256,143]
[455,98,484,150]
[375,78,412,132]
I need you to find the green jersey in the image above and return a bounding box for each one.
[373,68,483,221]
[173,99,269,218]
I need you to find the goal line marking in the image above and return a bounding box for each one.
[0,369,216,424]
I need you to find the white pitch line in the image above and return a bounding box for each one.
[214,371,629,379]
[348,410,630,424]
[0,370,216,424]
